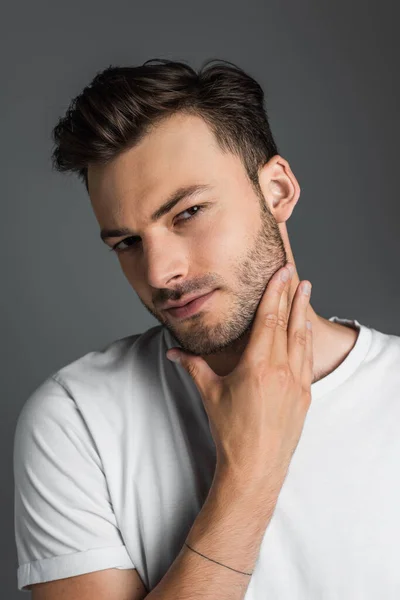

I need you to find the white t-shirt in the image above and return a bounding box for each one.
[13,316,400,598]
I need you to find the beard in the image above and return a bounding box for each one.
[139,195,287,357]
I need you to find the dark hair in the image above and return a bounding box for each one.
[51,58,279,198]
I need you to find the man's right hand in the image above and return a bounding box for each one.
[166,262,313,492]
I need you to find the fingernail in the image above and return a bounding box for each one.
[280,269,289,282]
[167,351,180,363]
[302,282,311,295]
[288,264,295,277]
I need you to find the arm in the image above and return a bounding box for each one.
[30,568,148,600]
[147,467,280,600]
[30,469,279,600]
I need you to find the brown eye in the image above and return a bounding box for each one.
[174,205,202,222]
[111,237,139,252]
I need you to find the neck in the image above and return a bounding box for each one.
[204,266,359,382]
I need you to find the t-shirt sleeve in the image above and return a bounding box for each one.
[13,375,135,592]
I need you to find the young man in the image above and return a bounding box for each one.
[14,58,400,599]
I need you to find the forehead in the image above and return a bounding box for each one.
[87,113,245,221]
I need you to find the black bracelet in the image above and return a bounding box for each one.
[184,542,253,576]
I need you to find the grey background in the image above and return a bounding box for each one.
[2,0,399,595]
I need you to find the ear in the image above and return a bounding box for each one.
[257,155,300,223]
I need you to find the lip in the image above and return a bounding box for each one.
[166,290,216,319]
[162,290,214,310]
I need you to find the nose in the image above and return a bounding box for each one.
[144,238,189,291]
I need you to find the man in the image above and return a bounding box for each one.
[13,58,400,599]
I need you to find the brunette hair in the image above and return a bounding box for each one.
[51,58,279,197]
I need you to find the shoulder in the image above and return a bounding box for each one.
[15,325,167,444]
[366,323,400,362]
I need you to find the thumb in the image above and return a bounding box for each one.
[166,347,218,396]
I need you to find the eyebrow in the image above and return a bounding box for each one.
[100,183,214,242]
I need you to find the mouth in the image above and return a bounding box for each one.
[166,290,217,319]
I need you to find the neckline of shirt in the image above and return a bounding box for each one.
[310,316,373,401]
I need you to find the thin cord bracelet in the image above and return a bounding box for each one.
[184,542,253,576]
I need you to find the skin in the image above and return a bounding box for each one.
[88,112,358,381]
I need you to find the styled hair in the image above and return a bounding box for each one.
[51,57,279,198]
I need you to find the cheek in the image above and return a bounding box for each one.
[198,215,244,262]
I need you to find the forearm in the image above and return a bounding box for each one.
[147,469,280,600]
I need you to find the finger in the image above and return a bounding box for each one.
[166,347,222,405]
[287,280,312,379]
[241,263,294,367]
[270,265,294,365]
[301,319,314,395]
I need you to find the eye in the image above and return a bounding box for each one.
[109,204,206,254]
